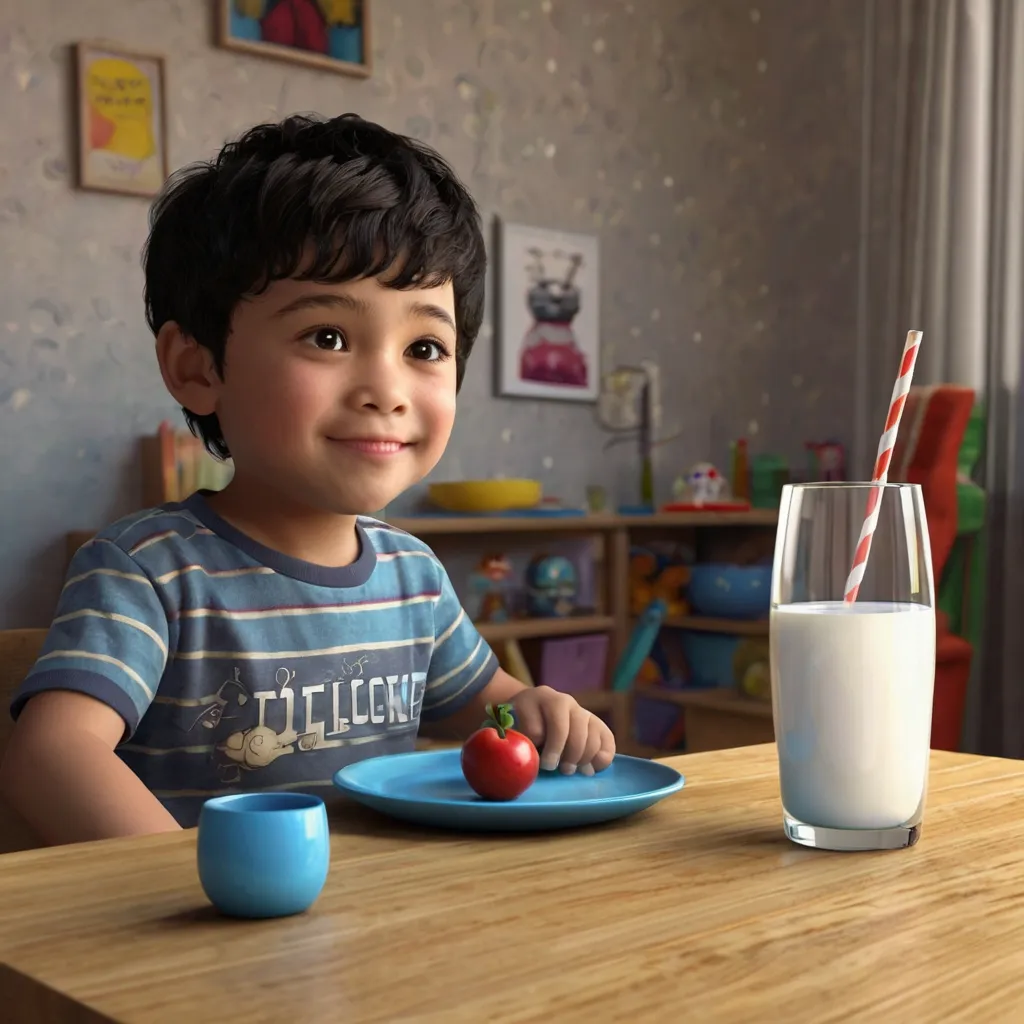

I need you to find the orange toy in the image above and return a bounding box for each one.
[638,658,662,685]
[476,553,512,623]
[629,554,690,618]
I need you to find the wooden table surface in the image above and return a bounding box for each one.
[2,745,1024,1023]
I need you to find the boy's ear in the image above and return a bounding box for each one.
[155,322,221,417]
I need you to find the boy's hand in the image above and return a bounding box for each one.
[508,686,616,776]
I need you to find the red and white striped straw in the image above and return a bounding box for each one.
[843,329,923,604]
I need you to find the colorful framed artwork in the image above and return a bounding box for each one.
[74,42,169,198]
[216,1,372,78]
[495,220,601,402]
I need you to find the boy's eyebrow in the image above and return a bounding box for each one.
[406,301,457,334]
[271,292,457,334]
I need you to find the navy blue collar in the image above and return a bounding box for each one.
[179,492,377,589]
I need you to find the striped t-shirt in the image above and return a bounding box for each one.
[12,493,498,825]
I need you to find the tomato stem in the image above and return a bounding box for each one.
[483,702,515,739]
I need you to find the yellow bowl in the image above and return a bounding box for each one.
[427,479,542,513]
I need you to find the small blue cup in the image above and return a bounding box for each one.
[197,792,330,919]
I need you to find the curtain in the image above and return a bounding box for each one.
[858,0,1024,756]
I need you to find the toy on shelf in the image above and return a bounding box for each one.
[682,462,728,504]
[470,553,513,623]
[806,441,846,482]
[734,638,771,700]
[687,563,771,620]
[611,599,668,691]
[731,439,750,501]
[680,631,741,688]
[637,657,663,685]
[629,550,690,619]
[663,462,751,512]
[751,453,789,508]
[585,485,608,514]
[525,554,577,618]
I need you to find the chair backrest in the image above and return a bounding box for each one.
[0,629,46,853]
[888,384,976,581]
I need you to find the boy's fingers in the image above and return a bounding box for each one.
[576,715,605,775]
[591,726,616,773]
[538,699,572,772]
[557,706,594,773]
[509,695,545,748]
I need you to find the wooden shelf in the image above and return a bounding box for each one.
[389,515,618,535]
[574,689,617,712]
[661,616,769,636]
[619,509,779,528]
[633,684,774,719]
[388,509,777,535]
[475,615,615,642]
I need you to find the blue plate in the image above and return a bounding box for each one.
[333,751,685,832]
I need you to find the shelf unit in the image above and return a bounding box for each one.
[475,614,616,643]
[632,684,774,753]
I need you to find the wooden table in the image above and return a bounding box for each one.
[2,745,1023,1023]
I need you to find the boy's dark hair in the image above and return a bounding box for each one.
[143,113,485,459]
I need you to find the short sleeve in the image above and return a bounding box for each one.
[421,560,498,721]
[11,539,170,737]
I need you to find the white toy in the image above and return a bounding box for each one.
[673,462,730,506]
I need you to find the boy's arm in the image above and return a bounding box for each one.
[2,535,178,844]
[0,691,180,845]
[420,667,527,739]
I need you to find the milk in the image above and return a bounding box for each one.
[770,601,935,830]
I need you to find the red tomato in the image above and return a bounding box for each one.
[461,703,540,801]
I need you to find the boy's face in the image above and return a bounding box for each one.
[211,274,458,515]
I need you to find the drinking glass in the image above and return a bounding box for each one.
[770,482,936,851]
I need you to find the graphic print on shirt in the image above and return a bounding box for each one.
[185,656,427,783]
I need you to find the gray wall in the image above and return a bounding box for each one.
[0,0,864,626]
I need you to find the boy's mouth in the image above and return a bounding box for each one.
[328,438,411,456]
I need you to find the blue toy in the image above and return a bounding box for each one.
[611,598,668,691]
[525,555,577,617]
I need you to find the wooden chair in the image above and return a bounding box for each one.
[0,629,46,853]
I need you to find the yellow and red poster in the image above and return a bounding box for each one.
[76,44,167,197]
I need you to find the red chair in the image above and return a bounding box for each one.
[890,386,976,750]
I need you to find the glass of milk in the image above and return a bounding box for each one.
[770,482,936,851]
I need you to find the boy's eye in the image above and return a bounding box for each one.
[304,327,347,351]
[407,338,450,362]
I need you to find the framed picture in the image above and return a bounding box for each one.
[74,42,168,198]
[496,220,601,402]
[216,1,372,78]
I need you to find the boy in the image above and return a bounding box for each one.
[0,114,615,844]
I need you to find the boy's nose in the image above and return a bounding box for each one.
[360,391,407,414]
[347,373,409,415]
